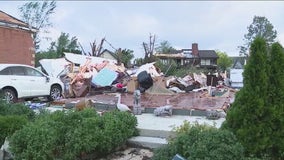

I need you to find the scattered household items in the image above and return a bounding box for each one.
[91,68,118,87]
[154,105,173,116]
[64,52,117,65]
[33,53,240,118]
[75,98,94,111]
[24,101,47,110]
[206,109,226,120]
[137,70,153,93]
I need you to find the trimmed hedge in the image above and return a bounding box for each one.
[9,108,138,160]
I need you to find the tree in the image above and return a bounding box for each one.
[115,48,134,68]
[238,16,277,57]
[142,33,156,63]
[84,38,105,56]
[49,32,81,57]
[216,51,233,72]
[155,40,177,54]
[265,42,284,158]
[223,37,284,158]
[133,58,144,66]
[19,0,56,51]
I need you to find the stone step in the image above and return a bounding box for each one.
[127,136,168,149]
[138,128,175,139]
[131,113,226,149]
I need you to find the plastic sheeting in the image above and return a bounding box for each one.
[64,52,117,65]
[133,62,162,77]
[39,58,70,77]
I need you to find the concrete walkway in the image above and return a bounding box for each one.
[128,113,226,149]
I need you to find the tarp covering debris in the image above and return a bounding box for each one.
[64,52,117,65]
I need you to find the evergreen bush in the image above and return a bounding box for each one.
[9,108,138,160]
[152,122,244,160]
[223,37,284,158]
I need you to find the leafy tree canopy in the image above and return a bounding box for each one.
[115,48,134,68]
[216,50,233,72]
[238,16,277,57]
[155,40,177,54]
[19,0,56,50]
[49,32,81,57]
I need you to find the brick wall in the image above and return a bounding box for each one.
[0,27,35,66]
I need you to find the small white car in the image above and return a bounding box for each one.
[0,64,64,103]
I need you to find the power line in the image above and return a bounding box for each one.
[104,38,118,52]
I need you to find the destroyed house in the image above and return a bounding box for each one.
[0,10,37,66]
[155,43,218,69]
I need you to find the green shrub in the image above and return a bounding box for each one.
[0,100,35,145]
[0,100,35,120]
[223,38,284,159]
[0,115,28,145]
[9,108,138,160]
[152,122,244,160]
[9,118,59,160]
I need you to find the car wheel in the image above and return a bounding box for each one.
[49,85,62,101]
[3,88,17,103]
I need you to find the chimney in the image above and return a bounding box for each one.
[192,43,198,56]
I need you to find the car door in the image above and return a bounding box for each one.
[24,66,50,96]
[8,66,33,97]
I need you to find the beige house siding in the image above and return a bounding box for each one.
[100,51,116,61]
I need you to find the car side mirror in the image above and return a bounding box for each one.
[46,76,50,83]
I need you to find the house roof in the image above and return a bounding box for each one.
[198,50,218,58]
[101,49,118,59]
[0,10,37,32]
[230,56,246,69]
[154,53,184,58]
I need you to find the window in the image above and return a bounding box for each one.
[0,68,11,75]
[184,59,191,64]
[10,67,25,76]
[201,59,211,65]
[25,67,44,77]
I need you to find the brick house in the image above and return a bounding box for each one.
[0,10,37,66]
[155,43,218,69]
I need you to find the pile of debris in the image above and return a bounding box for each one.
[39,53,236,117]
[40,53,232,99]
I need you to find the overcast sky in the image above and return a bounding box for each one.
[2,1,284,58]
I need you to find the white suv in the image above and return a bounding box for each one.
[0,64,64,103]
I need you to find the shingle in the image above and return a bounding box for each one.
[198,50,218,58]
